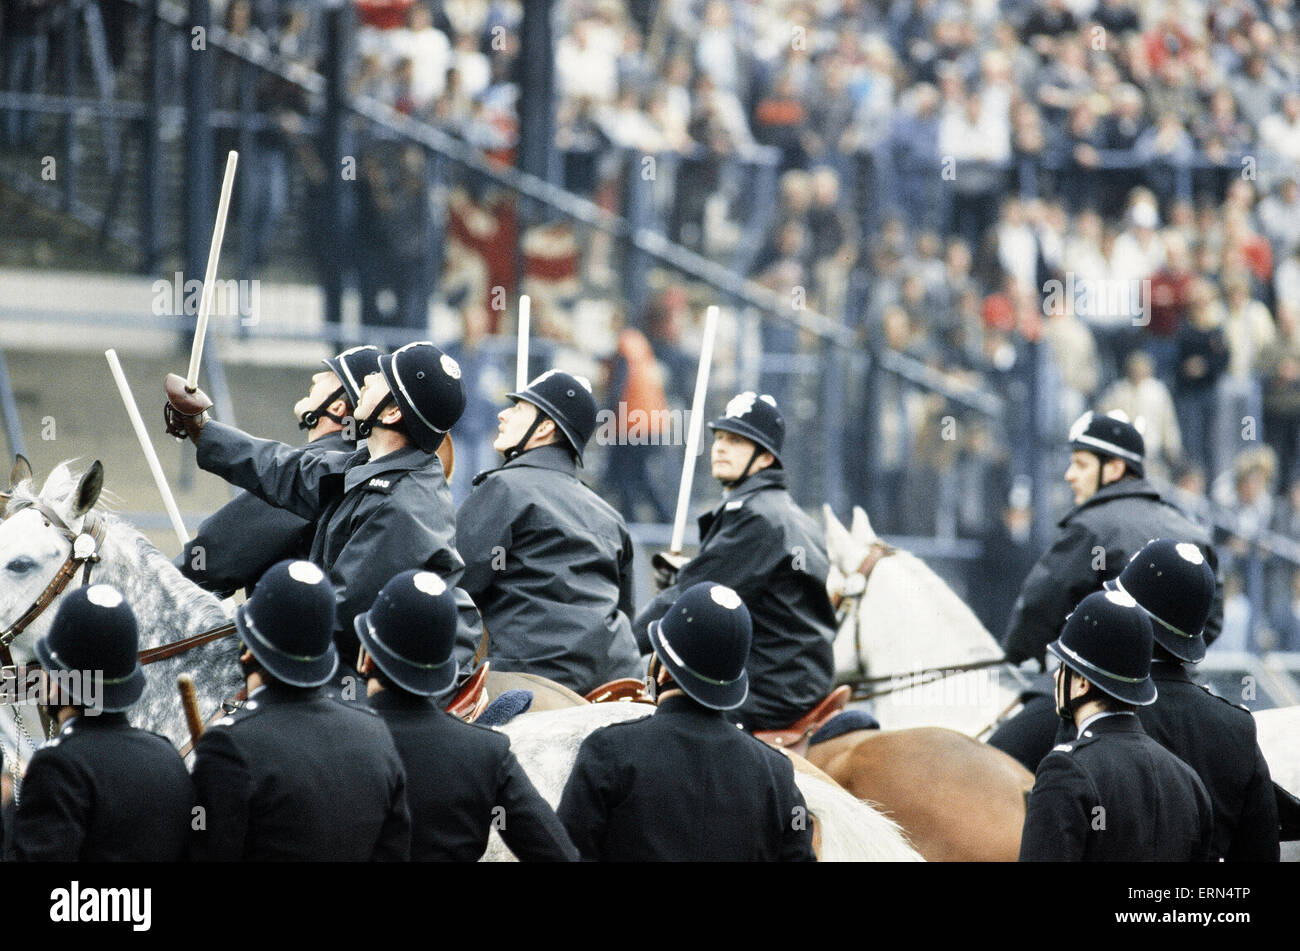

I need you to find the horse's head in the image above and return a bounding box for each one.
[0,460,105,664]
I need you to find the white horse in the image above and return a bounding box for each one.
[0,461,242,783]
[824,505,1027,736]
[483,702,923,862]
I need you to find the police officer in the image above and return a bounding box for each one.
[189,560,410,861]
[558,582,816,861]
[456,369,641,694]
[176,345,381,597]
[164,340,481,676]
[6,585,194,861]
[632,392,837,732]
[1092,539,1279,861]
[1019,589,1214,861]
[356,569,578,861]
[991,410,1222,771]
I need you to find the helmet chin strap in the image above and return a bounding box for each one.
[721,446,764,489]
[504,411,548,462]
[1055,666,1097,722]
[298,386,348,431]
[356,394,398,440]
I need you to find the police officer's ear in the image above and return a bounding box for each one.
[329,396,352,421]
[534,415,557,443]
[357,648,376,677]
[1100,457,1128,486]
[379,401,403,426]
[755,450,776,472]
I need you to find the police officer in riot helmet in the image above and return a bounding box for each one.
[1019,589,1214,861]
[1088,539,1280,861]
[632,392,838,733]
[357,569,577,861]
[6,585,194,861]
[164,341,484,682]
[188,560,409,860]
[558,582,816,861]
[457,369,641,694]
[990,409,1222,773]
[176,345,382,598]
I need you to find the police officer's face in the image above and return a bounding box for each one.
[711,430,771,483]
[293,370,344,421]
[494,399,541,454]
[1065,451,1102,505]
[355,372,392,420]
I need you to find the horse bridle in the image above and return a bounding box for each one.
[832,539,897,679]
[0,500,106,669]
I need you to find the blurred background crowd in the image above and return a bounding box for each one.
[4,0,1300,653]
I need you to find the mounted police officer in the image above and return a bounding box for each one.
[631,392,837,732]
[456,369,640,694]
[558,582,816,861]
[176,345,381,598]
[1019,589,1214,861]
[991,410,1222,771]
[163,340,482,680]
[6,585,194,861]
[189,560,410,861]
[357,569,578,861]
[1082,539,1279,860]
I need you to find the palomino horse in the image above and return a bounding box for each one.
[484,701,923,862]
[0,461,242,785]
[805,727,1034,861]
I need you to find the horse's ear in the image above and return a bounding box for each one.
[851,506,878,544]
[10,454,32,488]
[824,505,855,567]
[71,461,104,517]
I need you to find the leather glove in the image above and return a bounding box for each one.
[164,373,213,442]
[651,551,690,592]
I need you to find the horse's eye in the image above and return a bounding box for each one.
[6,557,38,574]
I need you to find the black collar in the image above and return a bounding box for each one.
[1150,660,1193,684]
[1079,712,1145,736]
[343,445,435,493]
[1060,477,1162,526]
[253,682,326,704]
[368,688,440,712]
[655,693,728,719]
[500,443,577,476]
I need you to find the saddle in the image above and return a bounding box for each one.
[754,685,851,757]
[583,677,655,705]
[445,662,491,722]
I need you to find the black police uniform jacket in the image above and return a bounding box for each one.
[196,420,481,670]
[1005,477,1222,668]
[189,683,409,861]
[370,689,577,861]
[556,695,817,861]
[175,430,353,598]
[632,468,837,731]
[1057,662,1280,861]
[6,714,193,861]
[1019,712,1214,862]
[457,445,642,695]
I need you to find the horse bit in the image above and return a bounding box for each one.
[1,498,106,757]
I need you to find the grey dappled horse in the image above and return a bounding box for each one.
[1,461,241,781]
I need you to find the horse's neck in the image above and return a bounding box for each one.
[94,517,229,646]
[860,551,1004,672]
